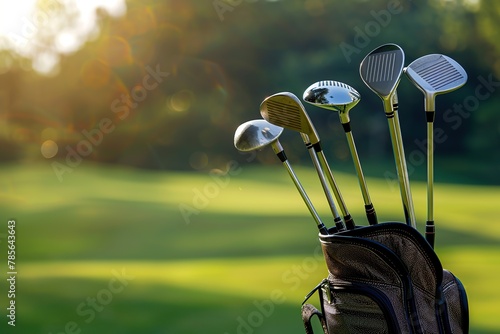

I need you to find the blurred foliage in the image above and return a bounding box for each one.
[0,0,498,172]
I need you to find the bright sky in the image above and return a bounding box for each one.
[0,0,126,73]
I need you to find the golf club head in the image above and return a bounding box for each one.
[404,54,467,111]
[360,43,405,111]
[303,80,361,124]
[260,92,320,144]
[234,119,283,152]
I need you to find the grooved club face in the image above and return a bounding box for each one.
[360,43,405,99]
[303,80,360,123]
[234,119,283,152]
[260,92,320,144]
[404,54,467,100]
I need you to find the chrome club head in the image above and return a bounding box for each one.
[303,80,379,226]
[260,91,355,229]
[404,54,467,112]
[303,80,361,124]
[404,54,467,247]
[234,119,283,152]
[234,119,331,235]
[360,43,416,228]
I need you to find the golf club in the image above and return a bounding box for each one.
[260,92,356,230]
[303,80,378,226]
[301,132,347,231]
[234,119,331,235]
[391,91,414,224]
[258,94,346,231]
[360,43,417,228]
[404,54,467,247]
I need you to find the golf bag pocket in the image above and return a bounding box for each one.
[301,223,469,334]
[321,280,400,333]
[442,270,469,333]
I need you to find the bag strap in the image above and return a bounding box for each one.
[301,279,329,334]
[301,303,328,334]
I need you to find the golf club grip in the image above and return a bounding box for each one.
[343,214,355,230]
[365,203,378,225]
[426,220,435,248]
[334,216,345,232]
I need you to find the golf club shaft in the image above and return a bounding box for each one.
[427,113,435,248]
[271,141,330,235]
[392,108,417,228]
[385,110,416,228]
[343,125,378,225]
[315,148,356,230]
[301,134,345,232]
[404,54,468,247]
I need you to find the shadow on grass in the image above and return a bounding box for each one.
[12,201,500,263]
[13,202,332,261]
[434,225,500,247]
[8,276,495,334]
[11,277,309,334]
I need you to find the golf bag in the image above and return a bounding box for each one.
[301,223,469,334]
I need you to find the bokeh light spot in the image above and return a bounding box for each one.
[98,36,133,67]
[41,140,59,159]
[169,90,195,112]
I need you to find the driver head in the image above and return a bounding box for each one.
[303,80,361,124]
[234,119,283,152]
[360,43,404,111]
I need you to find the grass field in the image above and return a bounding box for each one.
[0,162,498,333]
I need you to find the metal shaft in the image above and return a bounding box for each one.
[315,150,355,230]
[426,114,435,248]
[301,134,345,232]
[344,129,378,225]
[271,140,330,235]
[392,108,417,228]
[385,106,416,228]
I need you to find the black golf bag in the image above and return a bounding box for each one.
[301,222,469,334]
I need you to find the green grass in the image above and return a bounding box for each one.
[0,162,498,333]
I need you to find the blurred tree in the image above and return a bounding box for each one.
[0,0,497,174]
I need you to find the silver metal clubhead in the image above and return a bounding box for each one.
[234,119,283,152]
[303,80,361,124]
[404,54,467,111]
[234,119,330,234]
[360,43,405,107]
[260,92,320,144]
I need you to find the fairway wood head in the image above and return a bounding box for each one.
[260,92,320,144]
[234,119,283,152]
[404,54,467,111]
[360,43,404,110]
[303,80,361,124]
